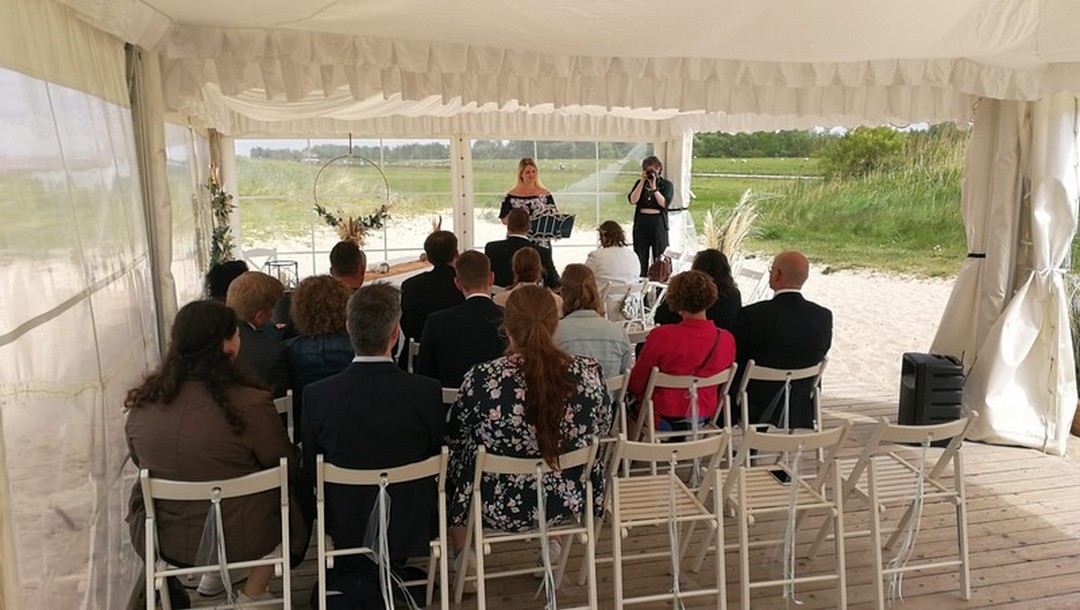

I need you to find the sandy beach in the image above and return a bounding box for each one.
[735,258,956,400]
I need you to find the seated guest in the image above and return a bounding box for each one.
[554,264,632,380]
[302,283,444,605]
[585,220,640,285]
[492,247,564,313]
[629,271,736,433]
[125,300,309,606]
[285,275,354,441]
[400,230,465,367]
[447,286,611,553]
[205,260,249,302]
[416,251,507,389]
[227,271,289,398]
[329,240,366,290]
[655,249,742,329]
[732,250,832,430]
[485,207,560,289]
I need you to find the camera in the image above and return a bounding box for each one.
[646,170,657,182]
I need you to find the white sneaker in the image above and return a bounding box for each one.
[196,569,250,596]
[534,539,562,578]
[236,590,273,608]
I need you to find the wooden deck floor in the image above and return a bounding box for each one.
[272,380,1080,609]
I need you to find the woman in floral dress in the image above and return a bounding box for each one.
[446,285,612,543]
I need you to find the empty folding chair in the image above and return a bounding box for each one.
[140,458,292,609]
[315,449,450,610]
[808,413,979,609]
[721,424,850,610]
[454,442,601,610]
[603,432,730,609]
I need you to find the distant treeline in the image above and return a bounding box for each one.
[249,140,642,162]
[248,127,964,163]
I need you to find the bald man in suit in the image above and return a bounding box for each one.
[731,251,832,430]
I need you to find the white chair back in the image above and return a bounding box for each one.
[273,390,294,443]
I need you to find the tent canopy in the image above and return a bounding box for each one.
[56,0,1080,137]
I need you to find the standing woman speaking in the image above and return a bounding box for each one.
[500,157,558,245]
[627,155,675,277]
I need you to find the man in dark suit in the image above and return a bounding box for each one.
[226,271,289,397]
[416,251,507,388]
[484,207,560,289]
[302,282,444,600]
[732,251,832,430]
[400,230,465,367]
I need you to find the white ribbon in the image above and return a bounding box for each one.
[781,446,804,605]
[687,379,702,487]
[886,437,930,605]
[533,464,558,610]
[365,477,421,610]
[667,452,687,610]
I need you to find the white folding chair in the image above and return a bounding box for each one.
[454,442,601,610]
[441,387,459,406]
[602,433,730,609]
[273,390,293,443]
[242,247,277,273]
[737,358,827,461]
[406,339,421,373]
[601,280,649,329]
[720,424,850,610]
[808,413,979,609]
[632,364,737,447]
[140,458,292,610]
[315,449,450,610]
[734,265,771,304]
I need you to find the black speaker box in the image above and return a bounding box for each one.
[898,352,963,429]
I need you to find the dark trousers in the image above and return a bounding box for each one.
[632,213,669,277]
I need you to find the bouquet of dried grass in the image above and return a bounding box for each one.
[701,188,761,260]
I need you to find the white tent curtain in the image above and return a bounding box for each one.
[931,99,1024,363]
[0,0,217,606]
[961,93,1080,455]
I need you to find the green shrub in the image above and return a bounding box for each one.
[817,126,905,179]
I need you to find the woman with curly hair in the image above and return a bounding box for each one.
[125,300,308,605]
[654,248,742,329]
[285,275,353,439]
[629,270,736,434]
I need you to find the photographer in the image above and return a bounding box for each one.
[628,155,675,277]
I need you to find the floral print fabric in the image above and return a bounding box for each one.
[447,354,612,531]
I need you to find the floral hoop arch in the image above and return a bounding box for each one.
[312,152,392,245]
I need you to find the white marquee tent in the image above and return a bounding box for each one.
[2,0,1079,605]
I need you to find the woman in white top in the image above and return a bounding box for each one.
[493,247,563,313]
[585,220,641,285]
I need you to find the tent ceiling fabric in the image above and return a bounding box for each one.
[58,0,1080,136]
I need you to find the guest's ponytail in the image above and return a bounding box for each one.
[503,285,575,470]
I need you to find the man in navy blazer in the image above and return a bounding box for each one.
[399,230,465,367]
[302,282,444,575]
[226,271,289,398]
[732,251,832,430]
[484,207,560,289]
[416,251,507,388]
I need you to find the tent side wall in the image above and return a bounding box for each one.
[0,1,206,607]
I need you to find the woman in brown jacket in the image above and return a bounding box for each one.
[125,299,308,604]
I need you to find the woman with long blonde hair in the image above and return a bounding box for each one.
[446,285,611,549]
[498,157,560,245]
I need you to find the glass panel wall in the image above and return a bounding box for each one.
[234,138,453,278]
[470,139,650,271]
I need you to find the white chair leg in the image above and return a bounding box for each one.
[957,501,971,600]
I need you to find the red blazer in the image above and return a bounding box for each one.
[629,319,736,422]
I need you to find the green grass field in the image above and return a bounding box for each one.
[237,150,969,276]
